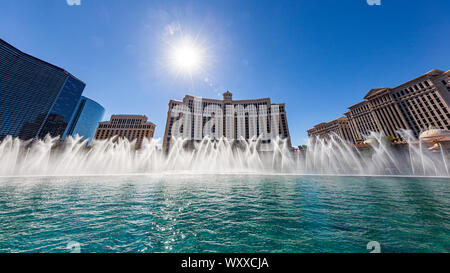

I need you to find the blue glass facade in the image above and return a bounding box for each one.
[38,76,86,138]
[0,39,85,140]
[65,96,105,141]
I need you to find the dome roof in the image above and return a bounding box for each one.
[363,138,377,145]
[419,126,450,139]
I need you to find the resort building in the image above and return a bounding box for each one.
[307,117,354,143]
[0,39,86,140]
[94,115,156,149]
[64,96,105,141]
[163,91,292,151]
[308,69,450,143]
[390,69,450,138]
[345,100,380,142]
[363,88,409,141]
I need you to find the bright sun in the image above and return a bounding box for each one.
[170,39,203,73]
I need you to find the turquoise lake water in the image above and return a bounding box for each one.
[0,174,448,253]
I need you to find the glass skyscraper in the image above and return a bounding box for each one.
[0,39,85,140]
[64,96,105,141]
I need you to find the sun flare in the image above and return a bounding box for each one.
[170,38,203,74]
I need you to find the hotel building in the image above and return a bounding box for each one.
[163,91,291,151]
[308,69,450,143]
[345,100,380,142]
[94,115,156,149]
[389,69,450,138]
[64,96,105,141]
[307,117,354,143]
[0,39,86,140]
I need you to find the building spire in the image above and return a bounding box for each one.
[223,90,232,100]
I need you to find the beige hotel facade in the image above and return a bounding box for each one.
[308,69,450,143]
[163,91,291,151]
[94,115,155,149]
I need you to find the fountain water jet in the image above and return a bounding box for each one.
[0,130,449,177]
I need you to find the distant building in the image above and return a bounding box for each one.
[64,96,105,141]
[361,88,408,141]
[308,69,450,143]
[163,91,292,151]
[307,117,354,143]
[94,115,156,148]
[387,69,450,138]
[0,39,85,140]
[345,100,380,142]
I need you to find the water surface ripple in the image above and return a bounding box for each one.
[0,175,448,253]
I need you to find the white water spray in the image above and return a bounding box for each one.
[0,130,448,177]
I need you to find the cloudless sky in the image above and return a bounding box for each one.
[0,0,449,145]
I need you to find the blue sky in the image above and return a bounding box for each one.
[0,0,449,145]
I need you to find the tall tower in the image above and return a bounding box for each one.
[223,91,233,101]
[0,39,85,140]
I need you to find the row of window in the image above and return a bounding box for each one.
[352,112,378,136]
[350,103,369,114]
[174,101,286,113]
[167,114,288,138]
[95,129,153,140]
[393,80,431,98]
[98,123,154,129]
[309,120,354,142]
[110,118,146,124]
[372,105,405,138]
[399,92,450,134]
[371,95,391,106]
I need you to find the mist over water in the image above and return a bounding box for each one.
[0,130,449,177]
